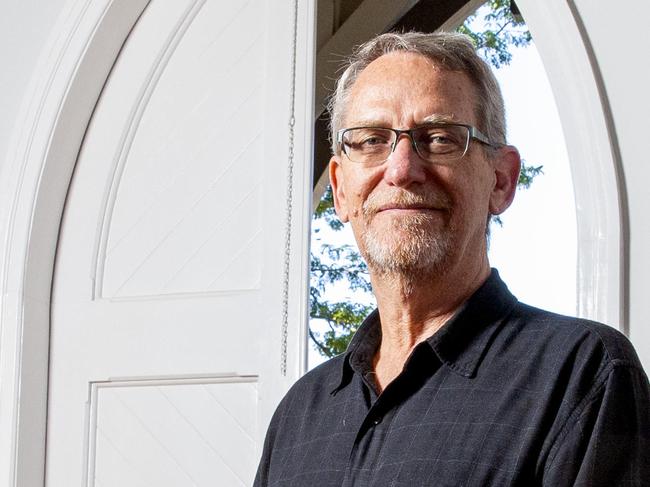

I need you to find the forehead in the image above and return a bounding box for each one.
[344,52,478,127]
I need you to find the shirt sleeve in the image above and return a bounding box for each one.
[542,361,650,486]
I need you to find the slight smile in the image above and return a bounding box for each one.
[377,205,444,213]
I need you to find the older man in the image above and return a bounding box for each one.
[254,32,649,486]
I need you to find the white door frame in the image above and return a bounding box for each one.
[0,0,627,484]
[517,0,628,332]
[0,1,150,485]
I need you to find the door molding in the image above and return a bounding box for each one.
[0,1,150,485]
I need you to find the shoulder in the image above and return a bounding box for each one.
[490,303,649,461]
[290,353,347,396]
[505,302,643,371]
[485,301,648,420]
[259,354,347,460]
[514,307,650,481]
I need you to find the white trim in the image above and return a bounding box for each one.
[289,0,318,376]
[253,0,317,435]
[517,0,627,331]
[0,1,150,485]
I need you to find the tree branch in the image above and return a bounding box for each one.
[309,328,332,357]
[493,19,513,38]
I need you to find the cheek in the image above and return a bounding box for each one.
[448,173,492,222]
[466,186,494,226]
[349,191,364,218]
[345,173,381,219]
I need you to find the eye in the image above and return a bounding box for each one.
[416,125,466,154]
[344,129,392,152]
[423,130,457,145]
[361,135,388,146]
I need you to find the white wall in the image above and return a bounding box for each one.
[0,2,71,482]
[0,0,69,174]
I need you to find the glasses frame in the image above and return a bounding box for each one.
[336,123,498,165]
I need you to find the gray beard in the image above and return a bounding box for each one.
[361,214,453,277]
[358,188,454,286]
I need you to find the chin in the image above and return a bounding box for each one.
[361,222,454,276]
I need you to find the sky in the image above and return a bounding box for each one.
[488,43,576,315]
[308,40,577,369]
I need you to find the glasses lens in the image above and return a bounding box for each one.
[342,128,395,164]
[413,124,470,162]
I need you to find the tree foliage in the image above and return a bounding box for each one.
[310,185,374,357]
[457,0,532,68]
[310,1,540,358]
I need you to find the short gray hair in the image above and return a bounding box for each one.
[328,31,506,155]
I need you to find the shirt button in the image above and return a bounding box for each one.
[372,416,382,426]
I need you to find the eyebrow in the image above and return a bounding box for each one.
[345,117,390,127]
[345,114,459,128]
[420,114,458,124]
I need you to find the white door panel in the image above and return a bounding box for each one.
[47,0,312,485]
[90,379,257,486]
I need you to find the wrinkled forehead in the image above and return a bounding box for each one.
[343,52,480,128]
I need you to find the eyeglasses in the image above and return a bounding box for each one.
[337,123,497,166]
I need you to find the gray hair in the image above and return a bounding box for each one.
[328,31,506,155]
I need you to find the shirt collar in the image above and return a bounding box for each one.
[330,269,517,395]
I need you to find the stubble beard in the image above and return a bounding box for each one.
[358,189,454,293]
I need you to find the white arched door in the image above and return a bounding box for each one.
[46,1,313,485]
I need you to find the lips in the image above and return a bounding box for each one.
[377,204,439,212]
[363,190,451,217]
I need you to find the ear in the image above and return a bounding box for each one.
[329,156,350,223]
[489,145,521,215]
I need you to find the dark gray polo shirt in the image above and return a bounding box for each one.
[254,270,650,486]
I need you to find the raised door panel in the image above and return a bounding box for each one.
[97,0,265,299]
[91,378,257,486]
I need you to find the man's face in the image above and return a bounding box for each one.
[329,52,518,277]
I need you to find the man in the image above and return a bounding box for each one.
[255,32,650,486]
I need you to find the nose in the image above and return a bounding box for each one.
[383,134,427,187]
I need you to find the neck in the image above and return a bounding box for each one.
[369,258,490,392]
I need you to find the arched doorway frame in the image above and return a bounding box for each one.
[515,0,627,331]
[0,1,159,484]
[0,0,627,485]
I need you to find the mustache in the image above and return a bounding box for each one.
[362,189,452,217]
